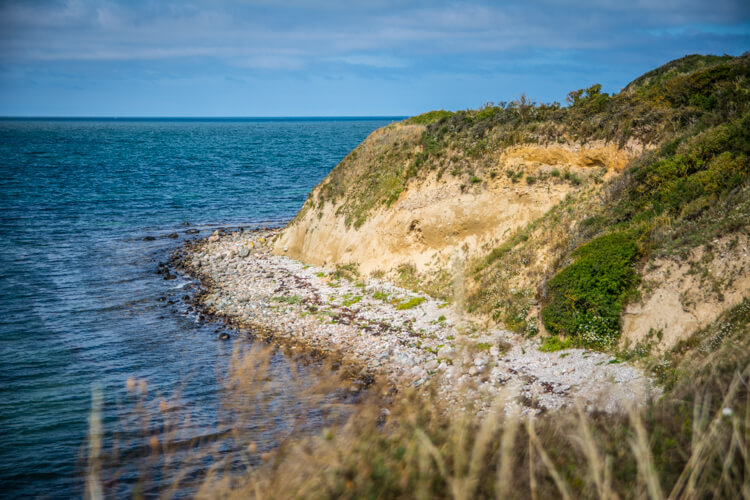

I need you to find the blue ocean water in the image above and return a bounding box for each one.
[0,117,399,498]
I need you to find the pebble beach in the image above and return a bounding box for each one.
[174,227,657,414]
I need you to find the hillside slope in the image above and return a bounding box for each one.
[274,53,750,355]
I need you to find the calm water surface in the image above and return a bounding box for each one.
[0,117,399,498]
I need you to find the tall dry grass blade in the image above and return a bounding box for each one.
[712,423,739,499]
[527,417,572,500]
[495,405,520,500]
[574,400,613,499]
[668,369,744,499]
[85,385,103,500]
[529,420,538,500]
[460,395,507,500]
[416,427,449,478]
[627,405,664,500]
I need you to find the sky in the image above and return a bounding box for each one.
[0,0,748,117]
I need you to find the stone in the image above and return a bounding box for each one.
[469,366,479,376]
[239,247,250,258]
[143,236,156,241]
[218,333,230,340]
[208,230,220,242]
[186,229,199,234]
[167,232,179,239]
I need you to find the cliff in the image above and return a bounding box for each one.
[274,53,750,356]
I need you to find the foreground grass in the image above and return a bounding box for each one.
[87,301,750,499]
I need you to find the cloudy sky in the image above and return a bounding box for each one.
[0,0,748,116]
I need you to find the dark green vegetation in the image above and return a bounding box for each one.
[542,232,641,348]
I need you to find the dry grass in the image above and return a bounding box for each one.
[86,318,750,499]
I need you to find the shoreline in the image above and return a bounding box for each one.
[173,227,657,414]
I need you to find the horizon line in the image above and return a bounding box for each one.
[0,115,409,120]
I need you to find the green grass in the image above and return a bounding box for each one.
[333,263,360,282]
[342,294,362,307]
[404,109,454,125]
[395,297,426,310]
[538,336,573,352]
[273,294,302,305]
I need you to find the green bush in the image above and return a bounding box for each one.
[542,232,640,348]
[404,110,454,125]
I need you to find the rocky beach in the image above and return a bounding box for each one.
[174,227,657,414]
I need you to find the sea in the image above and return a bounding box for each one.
[0,117,401,498]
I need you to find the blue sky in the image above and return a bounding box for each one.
[0,0,748,116]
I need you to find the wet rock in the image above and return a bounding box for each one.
[218,332,231,340]
[144,236,156,241]
[185,229,199,234]
[164,273,177,280]
[167,232,179,239]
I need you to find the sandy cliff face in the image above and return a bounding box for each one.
[622,232,750,352]
[273,125,640,277]
[272,118,748,352]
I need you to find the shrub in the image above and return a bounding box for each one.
[541,232,640,348]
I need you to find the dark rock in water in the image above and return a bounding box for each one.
[185,229,199,234]
[164,273,177,280]
[237,227,244,232]
[218,333,230,340]
[183,221,190,226]
[182,295,190,301]
[158,296,166,302]
[167,232,179,239]
[144,236,156,241]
